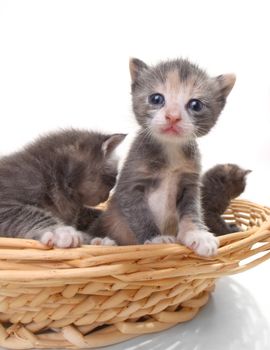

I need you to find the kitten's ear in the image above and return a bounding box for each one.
[216,74,236,97]
[244,169,252,177]
[129,58,148,82]
[102,134,127,158]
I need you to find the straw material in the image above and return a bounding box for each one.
[0,199,269,349]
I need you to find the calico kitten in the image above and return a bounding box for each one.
[0,129,125,247]
[91,58,236,256]
[202,164,251,235]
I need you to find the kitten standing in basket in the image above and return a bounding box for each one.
[92,58,236,256]
[0,129,125,247]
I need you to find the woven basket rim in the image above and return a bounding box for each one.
[0,198,269,282]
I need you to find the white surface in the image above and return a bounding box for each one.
[0,1,270,349]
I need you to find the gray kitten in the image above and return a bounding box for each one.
[91,58,236,257]
[0,129,125,247]
[202,164,251,236]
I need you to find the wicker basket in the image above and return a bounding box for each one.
[0,199,270,349]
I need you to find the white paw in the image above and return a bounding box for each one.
[40,226,83,248]
[90,237,117,246]
[178,230,219,257]
[144,235,176,244]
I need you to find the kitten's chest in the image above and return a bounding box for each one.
[147,170,180,231]
[146,148,188,234]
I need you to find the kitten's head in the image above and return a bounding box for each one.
[76,133,126,206]
[130,58,236,143]
[206,164,251,198]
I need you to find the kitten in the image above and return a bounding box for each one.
[91,58,236,256]
[202,164,251,235]
[0,129,125,247]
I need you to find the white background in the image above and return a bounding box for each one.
[0,1,270,350]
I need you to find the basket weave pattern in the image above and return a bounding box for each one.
[0,199,270,349]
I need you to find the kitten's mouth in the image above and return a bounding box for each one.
[160,125,183,136]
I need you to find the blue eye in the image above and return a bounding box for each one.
[187,99,204,112]
[149,93,165,106]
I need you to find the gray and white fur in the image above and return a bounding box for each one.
[0,129,125,247]
[92,58,236,257]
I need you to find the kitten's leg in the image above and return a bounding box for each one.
[76,207,117,246]
[0,204,86,248]
[115,182,162,244]
[206,214,240,236]
[76,207,103,231]
[90,182,162,246]
[176,179,219,257]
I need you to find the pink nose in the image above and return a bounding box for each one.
[165,115,181,124]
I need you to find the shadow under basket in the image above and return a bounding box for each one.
[0,199,270,349]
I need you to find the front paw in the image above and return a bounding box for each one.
[90,237,117,246]
[178,230,219,257]
[40,225,83,248]
[144,235,176,244]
